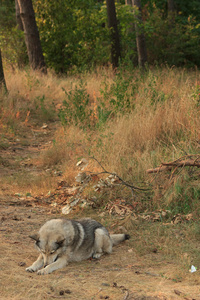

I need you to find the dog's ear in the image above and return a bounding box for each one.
[29,233,40,242]
[56,236,65,247]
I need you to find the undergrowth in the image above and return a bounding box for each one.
[1,66,200,215]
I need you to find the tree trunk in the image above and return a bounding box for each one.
[15,0,24,31]
[168,0,175,25]
[133,0,147,69]
[0,49,8,93]
[125,0,132,5]
[17,0,47,73]
[168,0,175,13]
[106,0,121,68]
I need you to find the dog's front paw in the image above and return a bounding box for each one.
[37,268,50,275]
[26,266,35,273]
[92,253,102,259]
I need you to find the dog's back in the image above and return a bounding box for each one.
[69,218,110,261]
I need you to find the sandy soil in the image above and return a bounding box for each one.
[0,123,200,300]
[1,199,200,300]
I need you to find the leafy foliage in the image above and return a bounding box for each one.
[33,0,110,72]
[0,0,27,67]
[144,5,200,66]
[58,81,92,127]
[166,173,200,215]
[0,0,200,70]
[58,70,138,128]
[99,70,137,113]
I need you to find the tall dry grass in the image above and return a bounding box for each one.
[85,68,200,171]
[1,66,200,212]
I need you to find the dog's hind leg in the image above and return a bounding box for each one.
[93,228,112,259]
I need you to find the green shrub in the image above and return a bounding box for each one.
[58,81,92,128]
[145,7,200,67]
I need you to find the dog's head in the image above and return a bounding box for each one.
[29,233,66,266]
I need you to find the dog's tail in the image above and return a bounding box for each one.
[110,233,130,246]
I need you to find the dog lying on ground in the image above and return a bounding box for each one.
[26,218,130,275]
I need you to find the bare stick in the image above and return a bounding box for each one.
[147,155,200,174]
[89,156,150,192]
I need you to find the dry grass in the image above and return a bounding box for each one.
[1,66,200,209]
[4,67,109,107]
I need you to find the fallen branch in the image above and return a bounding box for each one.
[147,155,200,174]
[89,156,150,193]
[75,143,151,192]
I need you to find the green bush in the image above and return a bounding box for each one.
[58,81,92,127]
[165,173,200,215]
[144,7,200,67]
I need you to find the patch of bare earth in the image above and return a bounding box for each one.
[0,122,58,195]
[0,123,200,300]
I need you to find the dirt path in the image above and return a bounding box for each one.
[1,201,200,300]
[0,122,55,180]
[0,122,200,300]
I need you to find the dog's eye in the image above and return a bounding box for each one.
[50,250,55,254]
[56,239,65,248]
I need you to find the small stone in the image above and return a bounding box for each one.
[101,283,110,287]
[59,290,65,295]
[18,262,26,267]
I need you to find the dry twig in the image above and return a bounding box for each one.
[147,155,200,174]
[89,156,150,193]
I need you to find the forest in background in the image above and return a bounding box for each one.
[0,0,200,73]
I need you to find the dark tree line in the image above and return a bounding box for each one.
[1,0,200,78]
[14,0,122,71]
[13,0,149,71]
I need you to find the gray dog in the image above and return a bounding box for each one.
[26,218,130,275]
